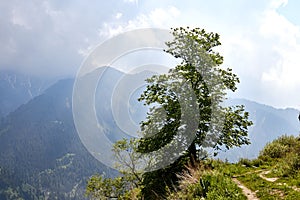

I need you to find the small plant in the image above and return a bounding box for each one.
[251,158,263,167]
[168,166,246,200]
[238,158,253,167]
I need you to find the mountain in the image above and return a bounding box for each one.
[0,71,53,118]
[0,67,299,199]
[94,67,154,142]
[218,98,300,162]
[0,78,112,200]
[0,66,153,200]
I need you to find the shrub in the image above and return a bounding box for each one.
[276,135,298,147]
[283,153,300,177]
[251,158,263,167]
[259,135,300,162]
[168,171,246,200]
[272,152,300,177]
[238,158,253,167]
[203,172,246,200]
[259,139,290,160]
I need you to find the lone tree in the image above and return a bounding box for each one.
[137,27,252,198]
[86,27,253,199]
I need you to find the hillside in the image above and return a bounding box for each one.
[0,71,53,118]
[0,79,112,200]
[86,135,300,199]
[162,135,300,199]
[0,67,155,200]
[0,68,299,199]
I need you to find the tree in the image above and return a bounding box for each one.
[86,139,143,199]
[86,27,253,199]
[136,27,252,198]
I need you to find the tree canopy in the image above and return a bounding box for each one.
[86,27,253,199]
[136,27,252,198]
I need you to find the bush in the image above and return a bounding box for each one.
[168,171,246,200]
[290,154,300,172]
[275,135,298,147]
[259,141,288,159]
[259,135,300,162]
[282,153,300,177]
[271,153,300,177]
[203,172,246,200]
[238,158,253,167]
[251,159,263,167]
[238,158,263,168]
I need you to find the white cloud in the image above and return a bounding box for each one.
[11,9,32,29]
[81,0,300,108]
[97,6,181,39]
[255,1,300,107]
[115,12,123,19]
[0,0,122,77]
[148,6,180,27]
[206,0,300,108]
[259,8,299,45]
[2,0,300,108]
[123,0,138,6]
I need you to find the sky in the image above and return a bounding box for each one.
[1,0,300,109]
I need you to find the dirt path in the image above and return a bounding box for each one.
[233,169,300,199]
[259,170,278,182]
[232,178,259,200]
[260,170,300,192]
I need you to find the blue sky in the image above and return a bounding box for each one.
[1,0,300,109]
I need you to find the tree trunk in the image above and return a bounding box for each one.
[188,141,197,167]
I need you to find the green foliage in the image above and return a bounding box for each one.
[226,135,300,200]
[86,27,252,199]
[86,175,125,199]
[86,139,143,200]
[270,152,300,178]
[238,158,253,167]
[86,133,300,200]
[138,27,252,158]
[236,158,263,168]
[219,106,252,150]
[259,135,300,161]
[260,140,289,159]
[86,174,142,200]
[268,135,300,177]
[237,170,300,200]
[204,172,247,200]
[168,170,246,200]
[162,135,300,200]
[112,139,143,183]
[141,158,187,200]
[285,153,300,175]
[137,26,252,197]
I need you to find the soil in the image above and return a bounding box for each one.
[232,178,259,200]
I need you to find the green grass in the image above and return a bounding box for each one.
[206,155,300,199]
[166,135,300,199]
[167,169,247,200]
[237,172,300,199]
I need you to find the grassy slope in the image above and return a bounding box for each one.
[168,135,300,199]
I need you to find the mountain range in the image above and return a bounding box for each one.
[0,71,54,118]
[0,77,111,200]
[219,98,300,162]
[0,68,299,199]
